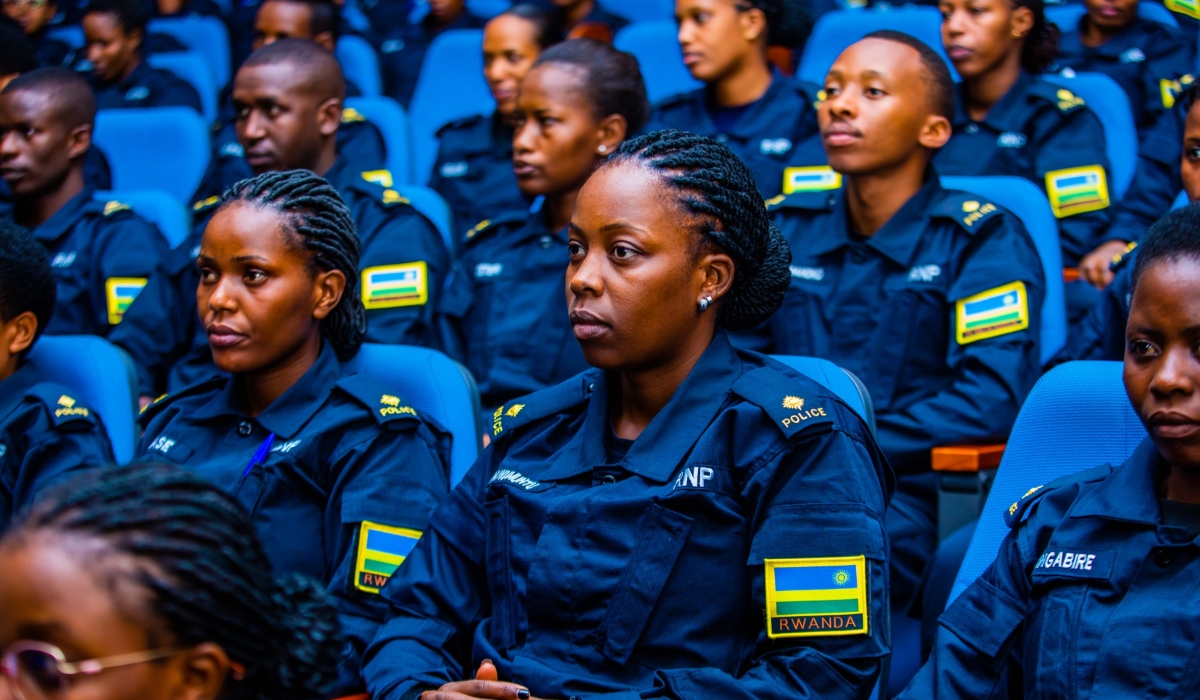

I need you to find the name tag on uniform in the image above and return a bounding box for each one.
[125,87,149,101]
[441,161,468,178]
[790,265,825,281]
[765,556,869,639]
[487,468,555,493]
[1032,548,1114,580]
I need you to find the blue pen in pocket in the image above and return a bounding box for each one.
[243,432,276,478]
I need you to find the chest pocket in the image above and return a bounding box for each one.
[239,454,327,581]
[868,279,951,410]
[772,280,822,356]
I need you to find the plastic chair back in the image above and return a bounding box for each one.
[337,35,383,98]
[410,30,493,185]
[47,25,84,48]
[1173,189,1190,209]
[1042,72,1137,198]
[467,0,512,18]
[94,107,211,204]
[600,0,674,22]
[769,355,876,435]
[345,96,411,184]
[947,361,1145,606]
[614,21,703,104]
[94,190,191,248]
[148,17,231,88]
[147,51,217,123]
[1045,2,1179,30]
[346,345,482,486]
[798,7,954,85]
[941,175,1067,363]
[396,185,453,250]
[26,336,139,464]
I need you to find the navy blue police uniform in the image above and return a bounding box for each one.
[0,362,113,529]
[377,12,486,107]
[1160,0,1200,59]
[29,29,76,68]
[760,175,1045,608]
[643,72,827,199]
[0,189,166,337]
[429,112,526,250]
[86,59,204,112]
[1052,243,1137,365]
[1108,100,1185,246]
[138,340,451,696]
[362,330,893,700]
[565,2,629,40]
[112,159,449,396]
[0,148,111,206]
[902,437,1200,698]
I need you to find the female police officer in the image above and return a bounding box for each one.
[363,130,893,700]
[136,170,450,696]
[904,203,1200,699]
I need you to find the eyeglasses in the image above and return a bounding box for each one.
[0,0,48,11]
[1,641,182,700]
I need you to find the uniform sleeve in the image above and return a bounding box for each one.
[160,77,203,114]
[1141,40,1194,134]
[339,121,389,173]
[875,218,1045,472]
[1033,105,1115,265]
[1047,261,1131,366]
[94,213,169,335]
[1107,108,1184,245]
[10,403,114,511]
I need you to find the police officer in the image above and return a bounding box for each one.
[113,40,447,398]
[0,68,165,337]
[0,221,113,530]
[363,129,892,700]
[430,4,560,245]
[3,0,74,68]
[453,39,644,410]
[643,0,824,199]
[762,32,1044,611]
[376,0,486,107]
[138,170,450,696]
[903,205,1200,699]
[80,0,203,112]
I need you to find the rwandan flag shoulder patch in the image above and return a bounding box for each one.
[783,166,842,194]
[765,555,868,639]
[354,521,422,594]
[105,277,148,325]
[361,262,428,309]
[1165,0,1200,20]
[1045,165,1110,218]
[955,281,1030,345]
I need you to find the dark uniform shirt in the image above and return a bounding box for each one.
[934,72,1113,266]
[0,362,113,529]
[1109,100,1184,245]
[429,112,525,248]
[1051,244,1136,365]
[565,3,629,41]
[138,341,451,696]
[29,29,75,68]
[904,438,1200,698]
[643,72,826,198]
[1160,0,1200,59]
[362,331,893,700]
[87,59,203,113]
[112,156,449,396]
[0,187,166,337]
[377,11,486,108]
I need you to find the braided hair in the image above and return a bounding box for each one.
[217,170,366,361]
[7,461,343,700]
[604,129,791,330]
[749,0,812,49]
[1013,0,1059,74]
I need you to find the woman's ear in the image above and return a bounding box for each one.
[738,6,768,44]
[698,251,736,304]
[3,311,38,358]
[311,269,347,321]
[1011,5,1035,37]
[595,114,627,157]
[171,643,233,700]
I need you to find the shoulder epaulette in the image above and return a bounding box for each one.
[361,169,394,188]
[138,376,225,424]
[27,383,99,429]
[341,107,367,124]
[1161,74,1196,109]
[768,187,837,213]
[435,113,485,137]
[1003,463,1113,529]
[1030,80,1087,113]
[730,366,838,440]
[491,372,596,440]
[103,200,132,217]
[335,375,422,426]
[938,191,1005,234]
[1110,241,1137,272]
[192,195,221,213]
[463,210,526,246]
[790,77,823,108]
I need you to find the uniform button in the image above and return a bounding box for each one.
[965,123,979,134]
[1156,548,1175,567]
[587,382,596,392]
[538,235,554,249]
[601,474,616,484]
[715,134,728,143]
[237,421,253,437]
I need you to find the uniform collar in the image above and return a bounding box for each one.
[0,362,42,420]
[33,186,96,243]
[1070,438,1166,525]
[513,207,566,245]
[1064,17,1148,59]
[807,170,945,266]
[116,60,152,92]
[953,70,1033,131]
[704,70,791,140]
[321,156,356,196]
[543,330,742,483]
[189,341,343,438]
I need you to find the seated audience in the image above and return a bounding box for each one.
[3,0,73,67]
[377,0,486,107]
[555,0,627,42]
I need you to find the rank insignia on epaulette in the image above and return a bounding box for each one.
[382,189,409,205]
[193,195,220,212]
[764,194,786,208]
[1055,88,1085,111]
[1045,166,1110,218]
[956,281,1029,345]
[779,396,827,428]
[466,219,491,239]
[54,395,89,419]
[764,556,869,639]
[105,277,148,325]
[361,262,427,309]
[378,394,417,418]
[103,201,130,216]
[961,200,997,227]
[783,396,804,410]
[353,521,422,594]
[783,166,841,194]
[361,169,394,188]
[1161,76,1195,108]
[505,403,524,417]
[341,107,366,123]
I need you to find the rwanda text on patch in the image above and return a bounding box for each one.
[354,521,422,594]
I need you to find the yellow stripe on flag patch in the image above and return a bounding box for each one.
[354,521,422,594]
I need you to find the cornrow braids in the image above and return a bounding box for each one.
[9,462,343,700]
[605,129,791,330]
[218,170,366,360]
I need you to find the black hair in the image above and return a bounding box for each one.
[864,30,955,120]
[264,0,341,42]
[531,38,648,134]
[0,220,55,356]
[0,24,37,77]
[217,170,366,361]
[3,67,96,128]
[1014,0,1058,74]
[8,461,343,700]
[1180,83,1200,117]
[498,3,565,50]
[84,0,151,35]
[1131,204,1200,292]
[605,129,791,330]
[242,37,345,101]
[748,0,812,48]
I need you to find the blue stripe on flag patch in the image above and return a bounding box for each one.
[366,528,418,558]
[963,291,1017,317]
[775,565,859,591]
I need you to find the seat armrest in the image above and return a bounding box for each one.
[932,444,1006,473]
[1062,267,1080,283]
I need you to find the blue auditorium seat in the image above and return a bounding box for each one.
[1043,72,1137,198]
[346,344,482,486]
[1173,189,1190,209]
[337,35,383,98]
[46,25,84,49]
[26,335,139,464]
[467,0,512,18]
[409,29,493,185]
[614,21,703,104]
[946,361,1145,608]
[93,107,210,205]
[797,6,954,85]
[395,185,453,251]
[600,0,674,22]
[147,51,217,123]
[769,355,875,434]
[94,190,191,248]
[345,96,411,183]
[148,17,231,88]
[941,175,1067,363]
[1045,1,1179,30]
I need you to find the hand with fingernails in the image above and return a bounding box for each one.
[421,659,545,700]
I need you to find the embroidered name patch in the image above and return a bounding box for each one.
[783,166,842,194]
[361,262,428,309]
[956,281,1029,344]
[1032,548,1115,580]
[354,522,422,594]
[1045,166,1110,218]
[105,277,148,325]
[765,556,869,638]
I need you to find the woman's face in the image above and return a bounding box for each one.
[512,63,610,197]
[1182,105,1200,202]
[566,161,733,371]
[483,15,543,116]
[675,0,764,83]
[939,0,1031,80]
[1124,257,1200,472]
[196,203,343,375]
[82,12,142,84]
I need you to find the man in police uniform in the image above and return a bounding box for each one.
[0,68,166,337]
[762,32,1045,612]
[113,39,449,399]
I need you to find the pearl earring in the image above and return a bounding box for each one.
[598,144,608,154]
[699,295,712,312]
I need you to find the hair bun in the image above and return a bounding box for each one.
[718,221,792,331]
[757,0,813,49]
[261,574,343,698]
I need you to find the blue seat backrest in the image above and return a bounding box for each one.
[47,25,84,48]
[941,175,1067,363]
[467,0,512,18]
[614,21,703,104]
[395,185,454,251]
[1173,190,1190,209]
[337,36,383,98]
[345,96,411,184]
[147,51,217,123]
[947,361,1145,606]
[26,335,139,464]
[148,17,231,88]
[601,0,674,22]
[346,344,482,486]
[94,107,211,205]
[94,189,191,249]
[768,355,876,435]
[1045,2,1179,30]
[798,7,955,85]
[410,29,494,186]
[1042,72,1137,198]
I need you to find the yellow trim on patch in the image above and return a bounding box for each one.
[764,556,868,640]
[1045,165,1110,218]
[105,277,147,325]
[955,281,1029,345]
[783,166,841,194]
[1165,0,1200,20]
[361,169,394,188]
[353,521,423,595]
[360,262,428,309]
[103,201,130,216]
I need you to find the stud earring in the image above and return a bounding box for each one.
[598,144,608,154]
[699,295,713,312]
[1012,29,1023,37]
